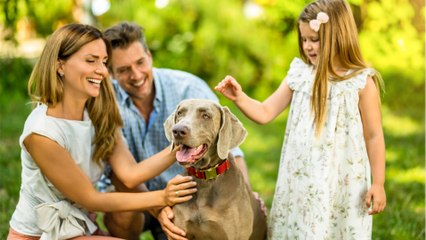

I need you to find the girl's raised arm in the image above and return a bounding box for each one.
[215,75,293,124]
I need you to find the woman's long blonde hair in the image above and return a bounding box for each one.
[297,0,383,135]
[28,23,122,164]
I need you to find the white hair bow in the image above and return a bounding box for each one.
[309,12,329,32]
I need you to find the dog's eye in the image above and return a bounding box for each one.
[203,114,210,119]
[176,111,182,116]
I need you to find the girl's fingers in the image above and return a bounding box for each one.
[367,197,386,215]
[365,191,372,208]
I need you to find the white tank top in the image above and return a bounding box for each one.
[9,103,103,238]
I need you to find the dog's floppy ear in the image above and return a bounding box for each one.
[217,106,247,159]
[164,109,176,151]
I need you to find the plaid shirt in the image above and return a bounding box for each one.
[98,68,243,191]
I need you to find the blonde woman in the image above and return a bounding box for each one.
[7,23,196,240]
[215,0,386,239]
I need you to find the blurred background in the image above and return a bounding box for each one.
[0,0,424,239]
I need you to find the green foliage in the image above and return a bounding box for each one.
[26,0,74,36]
[360,0,424,85]
[0,0,74,41]
[0,57,34,97]
[100,0,293,99]
[0,57,32,237]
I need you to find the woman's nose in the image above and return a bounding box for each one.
[95,63,108,77]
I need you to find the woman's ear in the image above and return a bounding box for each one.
[57,60,64,77]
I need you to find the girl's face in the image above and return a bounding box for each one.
[299,22,320,68]
[58,39,109,100]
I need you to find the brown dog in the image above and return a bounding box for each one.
[164,99,267,240]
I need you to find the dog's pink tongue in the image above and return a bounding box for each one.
[176,145,204,163]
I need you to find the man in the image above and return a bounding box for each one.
[100,22,253,240]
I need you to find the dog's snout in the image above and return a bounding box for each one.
[172,125,189,139]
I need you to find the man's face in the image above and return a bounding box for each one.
[110,41,154,101]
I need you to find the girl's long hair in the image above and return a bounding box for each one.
[28,23,122,165]
[297,0,383,135]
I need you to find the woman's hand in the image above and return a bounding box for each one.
[164,175,197,206]
[214,75,243,102]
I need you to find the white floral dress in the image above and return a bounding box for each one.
[268,58,374,240]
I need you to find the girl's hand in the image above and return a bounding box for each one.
[214,75,243,102]
[365,184,386,215]
[164,175,197,206]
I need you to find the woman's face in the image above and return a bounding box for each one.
[58,39,109,100]
[299,22,320,68]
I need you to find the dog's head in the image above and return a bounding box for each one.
[164,99,247,169]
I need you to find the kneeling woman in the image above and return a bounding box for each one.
[8,23,197,240]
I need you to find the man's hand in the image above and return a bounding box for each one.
[157,206,188,240]
[253,192,268,217]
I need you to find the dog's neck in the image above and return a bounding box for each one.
[186,158,230,181]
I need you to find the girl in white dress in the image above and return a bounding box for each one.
[8,24,197,240]
[215,0,386,239]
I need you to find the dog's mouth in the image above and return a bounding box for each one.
[176,144,208,164]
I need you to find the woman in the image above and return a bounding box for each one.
[8,23,197,240]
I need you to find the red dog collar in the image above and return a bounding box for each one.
[186,159,230,181]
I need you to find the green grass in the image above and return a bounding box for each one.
[0,86,424,239]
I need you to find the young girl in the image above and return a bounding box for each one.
[215,0,386,239]
[7,24,197,240]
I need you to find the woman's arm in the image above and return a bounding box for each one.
[215,75,293,124]
[359,76,386,215]
[24,134,196,212]
[108,132,179,189]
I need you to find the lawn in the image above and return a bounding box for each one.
[0,63,424,240]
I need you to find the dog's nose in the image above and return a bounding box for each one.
[172,125,189,139]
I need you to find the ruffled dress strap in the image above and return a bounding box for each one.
[329,68,377,98]
[285,57,314,95]
[352,68,377,90]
